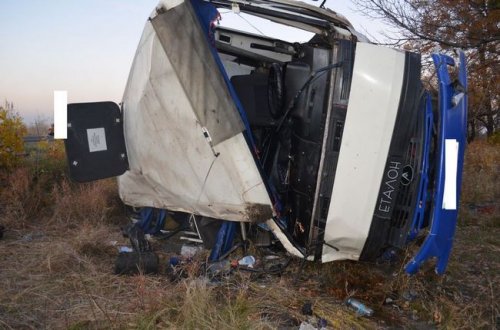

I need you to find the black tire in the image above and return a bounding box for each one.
[114,252,159,275]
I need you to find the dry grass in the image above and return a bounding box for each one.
[460,139,500,227]
[51,179,117,227]
[0,170,382,329]
[0,167,45,226]
[0,140,498,329]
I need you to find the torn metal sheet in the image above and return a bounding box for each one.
[118,12,273,222]
[151,2,244,145]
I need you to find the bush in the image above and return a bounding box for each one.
[0,138,68,227]
[0,105,26,170]
[31,139,67,183]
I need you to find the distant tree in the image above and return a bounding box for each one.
[353,0,499,140]
[26,116,51,136]
[0,102,27,170]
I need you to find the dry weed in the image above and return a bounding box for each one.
[460,140,500,227]
[0,167,44,227]
[51,179,117,227]
[130,276,274,329]
[72,223,118,260]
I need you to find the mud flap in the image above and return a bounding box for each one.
[64,101,129,182]
[405,52,467,274]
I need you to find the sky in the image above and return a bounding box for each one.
[0,0,388,124]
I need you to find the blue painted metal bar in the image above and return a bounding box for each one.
[407,93,433,241]
[405,52,468,275]
[137,207,167,235]
[209,221,237,261]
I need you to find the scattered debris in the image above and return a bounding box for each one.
[180,244,203,259]
[377,247,399,264]
[433,309,442,324]
[118,246,133,253]
[238,255,256,268]
[411,309,420,321]
[122,223,152,252]
[115,222,159,275]
[346,298,374,317]
[298,321,317,330]
[467,201,499,215]
[301,301,313,316]
[317,318,328,329]
[384,291,399,305]
[169,256,180,267]
[402,290,418,302]
[21,231,44,242]
[166,256,189,282]
[299,301,328,329]
[206,259,232,277]
[298,316,328,330]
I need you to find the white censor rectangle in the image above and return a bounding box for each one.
[54,90,67,139]
[442,139,459,210]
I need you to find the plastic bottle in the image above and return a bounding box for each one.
[238,255,256,268]
[346,298,374,316]
[207,260,232,276]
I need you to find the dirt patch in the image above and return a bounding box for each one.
[245,203,274,223]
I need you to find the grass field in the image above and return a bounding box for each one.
[0,140,498,329]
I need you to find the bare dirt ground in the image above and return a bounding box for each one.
[0,141,498,329]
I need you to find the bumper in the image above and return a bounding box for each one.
[405,52,468,274]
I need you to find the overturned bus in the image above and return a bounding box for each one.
[64,0,468,274]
